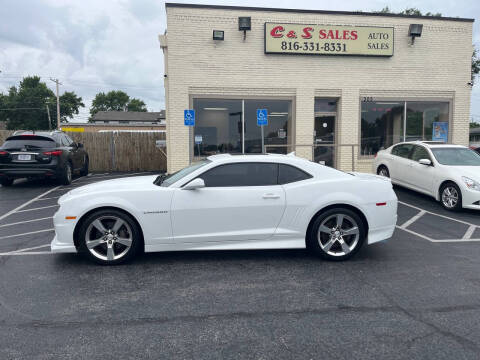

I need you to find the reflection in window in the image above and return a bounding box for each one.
[193,99,242,156]
[361,101,450,155]
[406,102,449,141]
[361,102,404,156]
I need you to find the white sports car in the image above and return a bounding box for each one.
[374,141,480,211]
[51,154,397,264]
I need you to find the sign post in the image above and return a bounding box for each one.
[257,109,268,153]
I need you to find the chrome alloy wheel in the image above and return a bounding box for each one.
[442,186,459,209]
[85,216,133,261]
[66,165,72,183]
[317,214,360,257]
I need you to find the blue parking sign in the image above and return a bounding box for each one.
[184,109,195,126]
[257,109,268,126]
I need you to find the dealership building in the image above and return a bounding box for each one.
[160,3,473,173]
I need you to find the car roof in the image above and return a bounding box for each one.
[394,141,466,149]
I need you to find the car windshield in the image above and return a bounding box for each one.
[156,160,211,187]
[431,148,480,166]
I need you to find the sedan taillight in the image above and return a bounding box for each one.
[0,151,8,155]
[43,150,63,156]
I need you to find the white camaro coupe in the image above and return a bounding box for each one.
[51,154,397,265]
[374,141,480,211]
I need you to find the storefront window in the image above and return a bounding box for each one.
[193,98,292,156]
[406,102,449,141]
[244,100,292,154]
[193,99,242,156]
[360,100,449,156]
[361,101,404,156]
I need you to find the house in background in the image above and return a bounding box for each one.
[61,111,166,133]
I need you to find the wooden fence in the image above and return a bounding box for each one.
[0,130,167,172]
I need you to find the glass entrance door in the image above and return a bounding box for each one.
[314,115,336,167]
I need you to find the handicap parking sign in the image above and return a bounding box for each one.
[184,109,195,126]
[257,109,268,126]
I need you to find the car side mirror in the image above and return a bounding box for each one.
[182,178,205,190]
[77,142,84,148]
[419,158,432,166]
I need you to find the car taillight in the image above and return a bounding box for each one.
[374,153,377,158]
[0,151,8,155]
[43,150,63,156]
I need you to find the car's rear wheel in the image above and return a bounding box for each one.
[308,208,366,261]
[440,182,462,211]
[78,209,141,265]
[0,177,14,187]
[59,162,72,185]
[377,165,390,178]
[80,156,89,176]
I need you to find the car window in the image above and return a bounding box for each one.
[64,134,75,146]
[278,164,312,184]
[199,162,278,187]
[160,160,211,187]
[411,146,431,162]
[1,136,56,150]
[392,144,414,159]
[431,148,480,166]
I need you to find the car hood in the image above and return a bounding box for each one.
[448,166,480,181]
[64,175,159,198]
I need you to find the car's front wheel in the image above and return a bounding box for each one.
[377,165,390,178]
[440,182,462,211]
[308,208,366,261]
[78,209,142,265]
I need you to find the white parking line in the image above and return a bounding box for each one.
[0,186,60,222]
[0,228,54,240]
[15,204,59,213]
[35,196,61,201]
[399,210,426,229]
[399,201,477,227]
[0,217,53,228]
[0,244,52,256]
[463,225,476,240]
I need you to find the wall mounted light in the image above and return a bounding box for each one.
[213,30,224,41]
[408,24,423,45]
[238,17,251,41]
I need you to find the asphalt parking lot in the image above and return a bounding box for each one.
[1,174,480,359]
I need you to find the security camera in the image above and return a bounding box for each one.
[467,81,473,86]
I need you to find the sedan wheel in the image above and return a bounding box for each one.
[378,166,389,178]
[441,183,462,211]
[309,208,365,261]
[78,210,141,264]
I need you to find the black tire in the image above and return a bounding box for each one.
[79,156,89,176]
[377,165,390,178]
[440,182,462,211]
[0,177,14,187]
[77,209,142,265]
[59,162,73,185]
[307,207,366,261]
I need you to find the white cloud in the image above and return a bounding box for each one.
[0,0,478,122]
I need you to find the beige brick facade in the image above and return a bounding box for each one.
[162,4,473,173]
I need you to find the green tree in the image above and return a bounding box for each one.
[0,76,84,130]
[470,121,480,128]
[127,98,147,112]
[472,49,480,84]
[89,90,148,119]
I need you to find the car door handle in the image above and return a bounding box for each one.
[262,193,280,199]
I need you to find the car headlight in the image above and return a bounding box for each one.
[462,176,480,191]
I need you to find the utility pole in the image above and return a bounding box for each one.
[49,78,62,129]
[46,104,51,131]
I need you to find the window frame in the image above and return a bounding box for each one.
[359,97,452,159]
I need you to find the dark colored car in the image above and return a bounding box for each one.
[0,130,89,186]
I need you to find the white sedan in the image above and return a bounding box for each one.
[374,141,480,211]
[51,154,397,264]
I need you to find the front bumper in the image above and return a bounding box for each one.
[460,186,480,210]
[50,207,77,253]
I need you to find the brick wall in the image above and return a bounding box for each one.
[164,5,473,173]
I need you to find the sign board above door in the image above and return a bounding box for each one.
[265,23,394,57]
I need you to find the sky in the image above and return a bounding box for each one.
[0,0,479,123]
